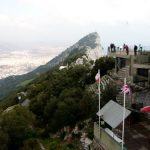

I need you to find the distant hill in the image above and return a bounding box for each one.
[0,32,104,100]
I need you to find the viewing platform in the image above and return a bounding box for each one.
[108,48,150,86]
[108,49,150,59]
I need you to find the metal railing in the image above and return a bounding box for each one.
[108,49,150,56]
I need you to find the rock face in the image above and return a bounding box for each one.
[46,32,104,66]
[81,32,104,61]
[0,32,104,100]
[74,32,104,64]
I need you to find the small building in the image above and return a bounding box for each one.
[93,100,131,150]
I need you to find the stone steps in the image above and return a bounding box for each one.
[115,66,131,106]
[107,66,132,106]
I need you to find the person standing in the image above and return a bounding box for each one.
[134,45,138,56]
[110,43,115,52]
[139,44,143,54]
[125,45,129,55]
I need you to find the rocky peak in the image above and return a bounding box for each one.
[77,32,101,49]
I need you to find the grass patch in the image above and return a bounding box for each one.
[17,79,33,87]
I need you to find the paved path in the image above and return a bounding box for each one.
[124,120,150,150]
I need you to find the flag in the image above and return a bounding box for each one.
[121,84,130,94]
[140,106,150,113]
[95,72,100,83]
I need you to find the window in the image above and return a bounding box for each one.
[137,68,148,77]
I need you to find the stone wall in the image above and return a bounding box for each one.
[94,123,127,150]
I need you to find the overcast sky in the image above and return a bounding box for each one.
[1,0,150,51]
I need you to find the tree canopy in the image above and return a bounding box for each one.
[0,107,35,150]
[0,56,116,150]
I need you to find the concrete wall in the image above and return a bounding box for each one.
[108,52,150,85]
[135,55,150,64]
[129,55,150,84]
[94,123,127,150]
[148,70,150,84]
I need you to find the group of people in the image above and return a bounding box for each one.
[109,43,129,55]
[108,43,143,56]
[134,44,143,56]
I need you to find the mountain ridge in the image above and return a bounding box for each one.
[0,32,104,100]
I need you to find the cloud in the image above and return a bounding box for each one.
[18,0,150,25]
[0,0,150,48]
[0,14,33,29]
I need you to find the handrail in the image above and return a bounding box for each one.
[108,49,150,56]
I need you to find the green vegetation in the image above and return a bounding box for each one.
[64,47,87,65]
[45,138,79,150]
[0,32,98,100]
[20,138,41,150]
[17,79,34,87]
[0,106,35,150]
[28,65,97,132]
[91,56,115,81]
[0,56,115,150]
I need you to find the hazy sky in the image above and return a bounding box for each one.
[1,0,150,51]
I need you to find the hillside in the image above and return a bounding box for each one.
[0,55,115,150]
[0,35,115,150]
[0,32,104,100]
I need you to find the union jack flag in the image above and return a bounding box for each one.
[121,85,130,94]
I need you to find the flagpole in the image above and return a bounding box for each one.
[98,69,101,138]
[122,77,126,150]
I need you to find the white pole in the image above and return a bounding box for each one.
[122,77,126,150]
[98,69,101,138]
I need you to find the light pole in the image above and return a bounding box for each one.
[18,96,21,105]
[113,56,117,73]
